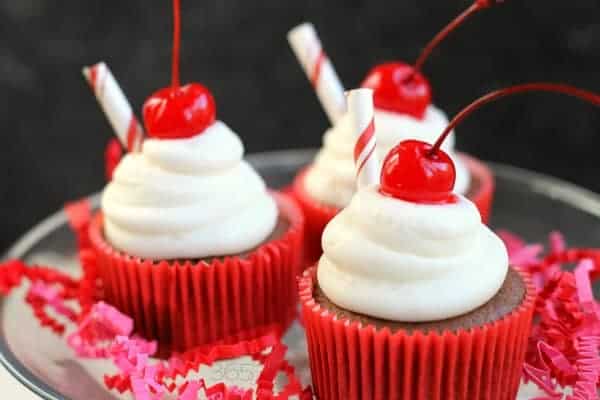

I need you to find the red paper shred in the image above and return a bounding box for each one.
[500,231,600,399]
[67,302,137,358]
[98,327,304,400]
[65,299,306,400]
[522,363,562,399]
[64,197,310,398]
[0,260,310,400]
[0,258,96,336]
[0,246,310,399]
[25,281,79,335]
[0,260,26,295]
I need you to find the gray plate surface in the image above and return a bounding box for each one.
[3,149,600,399]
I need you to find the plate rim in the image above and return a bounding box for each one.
[2,148,600,400]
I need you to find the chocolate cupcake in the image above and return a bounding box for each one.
[300,186,534,400]
[299,89,534,400]
[86,0,304,354]
[312,266,526,335]
[90,113,305,354]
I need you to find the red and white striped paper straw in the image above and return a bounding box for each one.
[348,88,379,188]
[82,62,144,152]
[288,23,346,125]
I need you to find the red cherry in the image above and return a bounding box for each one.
[142,83,216,139]
[379,140,456,204]
[361,62,431,119]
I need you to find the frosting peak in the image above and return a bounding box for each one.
[317,186,508,322]
[143,121,243,173]
[101,121,278,260]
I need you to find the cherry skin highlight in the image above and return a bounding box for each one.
[143,83,216,139]
[361,62,432,119]
[379,139,457,204]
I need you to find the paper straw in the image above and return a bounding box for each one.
[82,62,144,152]
[348,88,378,188]
[288,23,346,124]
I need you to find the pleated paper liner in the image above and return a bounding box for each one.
[88,191,305,355]
[292,167,339,266]
[292,155,496,266]
[299,266,536,400]
[461,153,495,224]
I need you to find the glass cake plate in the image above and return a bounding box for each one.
[3,148,600,400]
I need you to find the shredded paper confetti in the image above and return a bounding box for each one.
[0,199,599,399]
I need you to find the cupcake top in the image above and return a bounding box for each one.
[101,85,277,260]
[304,105,470,207]
[317,139,507,322]
[304,62,470,208]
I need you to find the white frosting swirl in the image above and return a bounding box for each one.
[101,121,278,260]
[317,186,508,322]
[304,105,470,208]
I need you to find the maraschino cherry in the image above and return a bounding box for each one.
[142,0,216,139]
[362,0,501,119]
[380,83,600,204]
[143,84,216,139]
[362,63,431,119]
[380,139,456,203]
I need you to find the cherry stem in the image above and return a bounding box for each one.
[429,83,600,156]
[171,0,181,89]
[413,2,484,74]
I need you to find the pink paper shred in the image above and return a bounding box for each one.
[0,258,311,399]
[3,198,600,399]
[0,199,312,399]
[501,230,600,399]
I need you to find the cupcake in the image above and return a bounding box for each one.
[86,2,304,354]
[288,10,495,263]
[299,89,534,400]
[294,70,493,262]
[89,89,304,353]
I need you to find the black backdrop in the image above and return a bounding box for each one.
[0,0,599,251]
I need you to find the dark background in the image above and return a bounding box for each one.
[0,0,599,252]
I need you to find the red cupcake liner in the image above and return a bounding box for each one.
[461,153,495,225]
[291,168,340,266]
[299,266,536,400]
[292,154,496,266]
[88,192,304,355]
